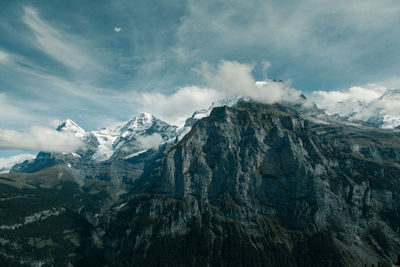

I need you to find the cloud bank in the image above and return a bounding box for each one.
[198,60,302,104]
[140,60,302,126]
[0,127,84,153]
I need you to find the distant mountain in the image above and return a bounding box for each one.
[57,119,100,157]
[110,112,178,159]
[0,154,36,173]
[313,87,400,129]
[91,121,126,161]
[89,113,179,161]
[10,113,179,173]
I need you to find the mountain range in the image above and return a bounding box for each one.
[10,112,179,172]
[1,97,400,266]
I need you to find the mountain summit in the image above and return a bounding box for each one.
[111,112,178,159]
[56,119,85,135]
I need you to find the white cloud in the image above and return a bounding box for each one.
[0,154,36,173]
[198,61,256,97]
[140,86,220,126]
[139,60,303,126]
[198,60,303,104]
[114,27,122,32]
[22,6,94,69]
[0,127,84,153]
[310,83,387,116]
[137,133,163,149]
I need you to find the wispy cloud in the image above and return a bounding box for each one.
[175,0,400,89]
[0,50,9,63]
[21,6,95,70]
[0,45,128,130]
[0,93,41,129]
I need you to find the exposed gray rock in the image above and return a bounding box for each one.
[103,101,400,266]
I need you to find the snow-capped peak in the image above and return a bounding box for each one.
[55,119,99,157]
[110,113,178,159]
[136,112,154,120]
[56,119,86,138]
[311,86,400,129]
[122,113,154,131]
[91,112,178,161]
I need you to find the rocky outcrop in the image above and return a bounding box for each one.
[103,102,400,266]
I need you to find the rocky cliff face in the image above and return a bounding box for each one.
[103,102,400,266]
[2,101,400,266]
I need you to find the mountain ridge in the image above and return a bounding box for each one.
[102,101,400,266]
[2,100,400,266]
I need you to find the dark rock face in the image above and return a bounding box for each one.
[10,152,57,173]
[103,102,400,266]
[3,101,400,266]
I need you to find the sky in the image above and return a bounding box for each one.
[1,0,400,157]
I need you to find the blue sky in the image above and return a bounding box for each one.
[1,0,400,156]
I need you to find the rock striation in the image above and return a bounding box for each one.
[103,102,400,266]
